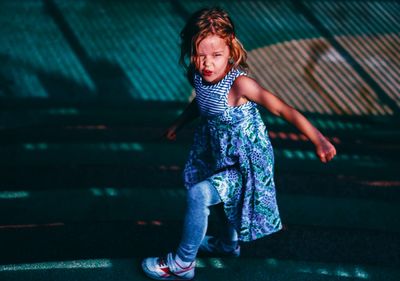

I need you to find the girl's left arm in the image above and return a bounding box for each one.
[234,76,336,163]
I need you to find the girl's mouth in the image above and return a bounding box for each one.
[203,70,213,76]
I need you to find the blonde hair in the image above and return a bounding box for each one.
[179,7,248,84]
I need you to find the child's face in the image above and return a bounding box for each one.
[195,35,231,84]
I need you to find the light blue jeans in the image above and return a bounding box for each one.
[176,180,238,262]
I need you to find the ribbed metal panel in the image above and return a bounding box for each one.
[0,1,95,98]
[53,0,189,101]
[0,0,398,115]
[306,0,399,112]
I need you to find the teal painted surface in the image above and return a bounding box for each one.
[0,0,398,108]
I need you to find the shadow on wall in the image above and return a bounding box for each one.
[0,0,138,102]
[41,0,137,101]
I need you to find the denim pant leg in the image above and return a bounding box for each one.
[176,180,221,262]
[215,204,239,245]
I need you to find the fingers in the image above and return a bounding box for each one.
[164,130,176,141]
[319,148,336,163]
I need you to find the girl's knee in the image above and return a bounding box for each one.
[187,181,213,205]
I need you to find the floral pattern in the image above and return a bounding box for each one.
[183,70,282,242]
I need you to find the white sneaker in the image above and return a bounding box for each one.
[142,252,195,280]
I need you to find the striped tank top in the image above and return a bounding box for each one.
[194,68,246,117]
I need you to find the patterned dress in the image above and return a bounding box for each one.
[184,68,282,242]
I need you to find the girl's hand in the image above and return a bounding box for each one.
[315,137,336,163]
[164,126,178,141]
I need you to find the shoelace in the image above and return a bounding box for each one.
[157,257,168,267]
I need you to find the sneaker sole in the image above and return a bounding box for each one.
[141,260,193,281]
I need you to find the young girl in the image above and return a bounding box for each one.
[142,7,336,280]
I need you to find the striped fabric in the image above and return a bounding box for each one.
[194,68,247,117]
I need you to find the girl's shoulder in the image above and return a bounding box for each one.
[231,75,260,96]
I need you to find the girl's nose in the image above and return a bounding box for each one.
[204,57,211,66]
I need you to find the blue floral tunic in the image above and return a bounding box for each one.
[184,68,282,242]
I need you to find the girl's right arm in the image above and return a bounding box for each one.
[233,76,336,163]
[165,99,199,140]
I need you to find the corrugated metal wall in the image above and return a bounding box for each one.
[0,0,398,116]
